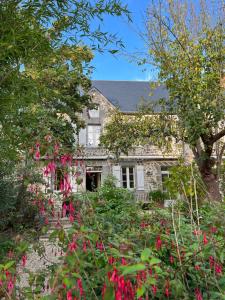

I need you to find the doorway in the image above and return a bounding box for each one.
[86,172,101,191]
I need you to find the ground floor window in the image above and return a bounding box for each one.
[122,167,135,189]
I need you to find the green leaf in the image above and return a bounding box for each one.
[137,285,145,297]
[121,264,146,275]
[4,260,15,270]
[141,248,151,261]
[149,257,161,266]
[104,286,114,300]
[109,49,119,54]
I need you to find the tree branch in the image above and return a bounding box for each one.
[212,128,225,143]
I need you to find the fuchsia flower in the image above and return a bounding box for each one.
[195,288,203,300]
[108,256,116,265]
[215,263,222,274]
[96,241,104,251]
[69,214,74,223]
[66,290,73,300]
[7,280,14,295]
[121,257,127,265]
[210,226,217,234]
[203,232,208,245]
[195,265,200,271]
[82,241,87,252]
[152,285,157,295]
[165,287,170,298]
[155,235,162,250]
[68,241,77,252]
[22,255,27,267]
[169,255,174,264]
[77,278,83,297]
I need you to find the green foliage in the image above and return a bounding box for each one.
[23,189,225,299]
[149,190,167,204]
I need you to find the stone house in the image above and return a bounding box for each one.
[75,80,188,200]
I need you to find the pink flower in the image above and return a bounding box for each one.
[102,283,106,299]
[215,263,222,274]
[82,241,87,252]
[22,255,27,267]
[121,257,127,265]
[169,255,174,264]
[165,287,170,297]
[195,265,200,271]
[66,290,73,300]
[203,232,208,245]
[108,256,116,265]
[210,226,217,234]
[35,150,40,160]
[155,235,162,250]
[209,256,215,269]
[7,280,14,295]
[152,285,157,295]
[77,278,83,296]
[195,288,203,300]
[69,214,74,223]
[68,241,77,252]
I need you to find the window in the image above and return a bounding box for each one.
[161,166,170,192]
[88,107,99,118]
[122,167,135,189]
[87,125,101,147]
[54,167,64,191]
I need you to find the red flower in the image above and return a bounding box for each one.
[68,241,77,252]
[22,255,27,267]
[195,288,203,300]
[195,265,200,271]
[165,287,170,298]
[7,280,14,295]
[121,257,127,265]
[77,278,83,296]
[203,232,208,245]
[66,290,73,300]
[169,255,174,264]
[210,226,217,234]
[155,235,162,250]
[152,285,157,295]
[215,263,222,274]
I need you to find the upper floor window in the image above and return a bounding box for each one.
[122,167,135,189]
[87,125,101,147]
[88,107,99,118]
[161,166,170,192]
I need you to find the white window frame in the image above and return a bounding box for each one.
[87,125,101,147]
[121,166,135,189]
[161,167,170,192]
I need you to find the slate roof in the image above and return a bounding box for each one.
[91,80,168,112]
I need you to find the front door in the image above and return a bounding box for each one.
[86,172,101,191]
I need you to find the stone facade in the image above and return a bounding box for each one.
[74,85,190,200]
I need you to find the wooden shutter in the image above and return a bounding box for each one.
[136,165,145,191]
[112,165,121,187]
[79,127,86,146]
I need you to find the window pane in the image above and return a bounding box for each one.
[88,125,101,147]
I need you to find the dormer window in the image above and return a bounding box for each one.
[88,107,99,118]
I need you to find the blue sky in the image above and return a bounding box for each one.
[91,0,155,81]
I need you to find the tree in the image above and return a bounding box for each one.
[101,0,225,201]
[0,0,130,228]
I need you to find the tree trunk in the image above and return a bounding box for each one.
[200,168,221,202]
